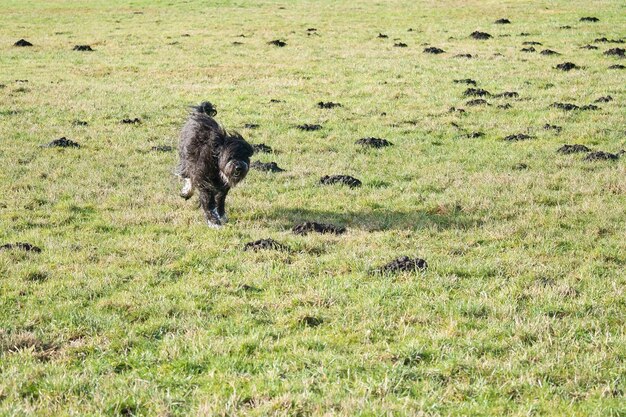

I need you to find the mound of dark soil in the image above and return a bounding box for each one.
[448,107,466,113]
[252,143,273,153]
[580,17,599,22]
[244,238,287,251]
[523,41,542,45]
[307,28,317,32]
[424,47,445,54]
[521,47,536,52]
[268,40,286,47]
[470,31,492,40]
[557,144,591,154]
[595,96,613,103]
[609,64,625,69]
[14,39,33,47]
[513,163,528,170]
[377,33,388,38]
[463,88,491,97]
[43,137,80,148]
[556,62,579,71]
[580,104,599,111]
[121,118,141,124]
[454,53,473,58]
[520,32,531,36]
[320,175,362,188]
[504,134,533,141]
[242,124,259,130]
[73,45,93,51]
[594,38,625,44]
[543,124,562,132]
[464,132,484,138]
[466,99,489,106]
[251,161,284,172]
[317,101,342,109]
[551,102,579,111]
[581,44,599,50]
[604,48,625,57]
[454,79,477,85]
[297,124,322,131]
[299,316,323,327]
[270,99,284,103]
[72,120,88,126]
[0,242,42,253]
[559,26,572,29]
[292,221,346,235]
[355,137,393,148]
[394,42,408,47]
[540,49,560,55]
[584,151,619,161]
[495,18,511,24]
[494,91,519,98]
[151,145,172,152]
[232,41,243,46]
[375,256,428,274]
[497,104,512,109]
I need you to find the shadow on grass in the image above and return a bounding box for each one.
[268,207,484,232]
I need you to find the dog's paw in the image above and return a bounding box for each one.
[220,213,228,223]
[207,220,222,229]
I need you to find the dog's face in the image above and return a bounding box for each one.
[218,135,253,187]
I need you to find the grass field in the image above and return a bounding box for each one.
[1,0,625,415]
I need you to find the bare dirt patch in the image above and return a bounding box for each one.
[43,137,80,148]
[320,175,362,188]
[374,256,428,274]
[251,161,285,172]
[470,31,492,40]
[292,221,346,235]
[355,137,393,148]
[244,239,287,251]
[0,242,42,253]
[14,39,33,47]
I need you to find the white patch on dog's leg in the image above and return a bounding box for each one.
[219,171,230,187]
[180,178,194,199]
[207,209,223,228]
[207,220,222,229]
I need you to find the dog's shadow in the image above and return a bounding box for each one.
[268,206,484,232]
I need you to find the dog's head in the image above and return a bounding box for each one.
[217,133,254,187]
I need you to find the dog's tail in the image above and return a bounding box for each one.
[191,101,217,117]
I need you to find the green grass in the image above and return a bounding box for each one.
[1,0,625,415]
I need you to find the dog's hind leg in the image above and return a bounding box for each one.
[180,178,195,199]
[199,189,221,228]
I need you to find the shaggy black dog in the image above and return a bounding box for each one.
[177,102,254,227]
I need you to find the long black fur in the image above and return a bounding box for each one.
[177,101,254,227]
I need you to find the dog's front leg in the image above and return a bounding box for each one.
[215,191,229,223]
[199,189,221,228]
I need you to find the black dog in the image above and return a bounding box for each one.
[177,102,253,227]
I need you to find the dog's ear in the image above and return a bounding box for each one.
[193,101,217,117]
[231,133,254,158]
[211,132,226,149]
